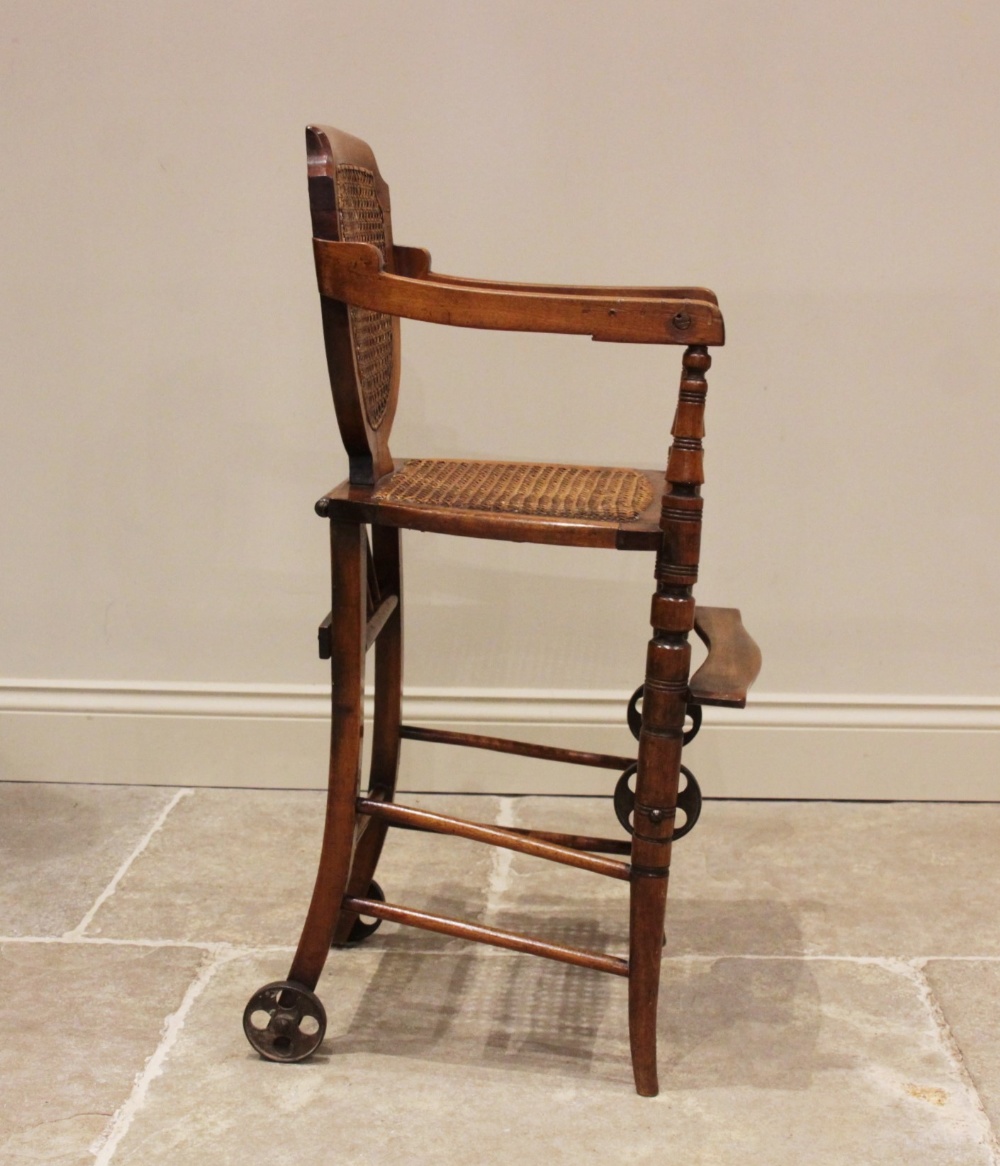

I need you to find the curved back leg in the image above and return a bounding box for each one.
[288,520,368,987]
[332,525,404,945]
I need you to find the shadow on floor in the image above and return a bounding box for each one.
[322,894,842,1090]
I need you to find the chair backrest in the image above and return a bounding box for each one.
[306,125,400,486]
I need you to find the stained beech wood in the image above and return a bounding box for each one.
[332,526,403,946]
[284,126,758,1097]
[343,896,630,977]
[376,816,632,856]
[688,606,762,708]
[357,798,631,880]
[364,593,398,651]
[306,126,400,487]
[317,612,332,660]
[365,536,380,617]
[288,521,367,988]
[391,245,719,304]
[399,724,635,771]
[503,827,632,856]
[315,240,723,346]
[629,873,669,1095]
[366,525,403,802]
[385,814,632,855]
[627,344,715,1097]
[317,465,667,552]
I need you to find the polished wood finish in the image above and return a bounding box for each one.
[399,724,634,771]
[628,344,713,1096]
[263,126,760,1096]
[288,521,367,986]
[357,797,631,880]
[689,606,763,708]
[306,126,400,487]
[331,524,403,946]
[319,590,397,660]
[503,826,632,856]
[364,592,398,651]
[315,239,724,345]
[392,245,720,304]
[384,812,633,855]
[366,525,404,801]
[343,895,630,977]
[316,464,668,551]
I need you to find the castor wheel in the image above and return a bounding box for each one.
[345,879,385,944]
[627,686,702,745]
[613,762,702,840]
[243,980,326,1063]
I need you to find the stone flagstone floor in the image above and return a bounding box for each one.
[3,781,1000,1164]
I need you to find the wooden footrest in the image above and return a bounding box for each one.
[688,606,761,708]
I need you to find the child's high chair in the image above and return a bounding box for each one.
[242,125,761,1096]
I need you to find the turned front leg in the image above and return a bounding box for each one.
[627,345,709,1097]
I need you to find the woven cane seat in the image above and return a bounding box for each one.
[372,458,654,521]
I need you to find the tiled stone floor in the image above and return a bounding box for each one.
[2,782,999,1164]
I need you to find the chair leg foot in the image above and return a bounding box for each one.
[628,871,669,1097]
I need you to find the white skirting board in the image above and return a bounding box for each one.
[1,681,999,800]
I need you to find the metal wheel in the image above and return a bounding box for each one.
[346,879,385,944]
[243,980,327,1063]
[626,686,702,745]
[613,762,702,840]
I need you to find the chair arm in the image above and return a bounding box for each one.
[688,607,762,708]
[391,245,718,305]
[314,240,724,346]
[392,245,434,278]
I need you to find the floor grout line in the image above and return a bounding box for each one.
[0,934,296,953]
[904,958,1000,1163]
[482,796,517,925]
[62,788,193,940]
[89,946,241,1165]
[672,953,1000,964]
[7,930,1000,965]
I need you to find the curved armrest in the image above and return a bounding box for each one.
[392,245,718,305]
[314,240,724,346]
[688,607,762,708]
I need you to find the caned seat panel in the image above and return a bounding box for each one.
[317,459,667,550]
[375,459,653,520]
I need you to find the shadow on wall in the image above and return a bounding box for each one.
[403,546,669,690]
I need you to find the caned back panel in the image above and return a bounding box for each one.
[306,125,400,485]
[334,164,394,429]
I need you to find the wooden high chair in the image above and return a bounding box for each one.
[242,125,761,1096]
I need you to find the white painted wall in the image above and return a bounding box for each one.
[2,2,999,796]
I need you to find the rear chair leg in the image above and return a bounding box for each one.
[333,525,403,945]
[243,520,367,1062]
